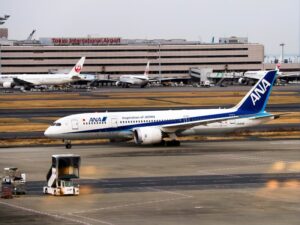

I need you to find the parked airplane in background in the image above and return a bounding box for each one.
[0,57,85,90]
[45,70,278,149]
[116,61,150,88]
[239,64,282,85]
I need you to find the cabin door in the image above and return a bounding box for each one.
[71,119,79,130]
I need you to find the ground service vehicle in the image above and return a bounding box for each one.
[43,154,80,196]
[1,167,26,195]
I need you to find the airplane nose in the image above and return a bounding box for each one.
[44,127,53,137]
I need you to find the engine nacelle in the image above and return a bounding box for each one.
[238,78,246,84]
[2,81,14,88]
[133,127,163,145]
[115,81,121,87]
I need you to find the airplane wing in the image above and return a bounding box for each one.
[161,112,278,133]
[89,79,117,87]
[152,77,190,84]
[161,115,239,133]
[13,77,35,87]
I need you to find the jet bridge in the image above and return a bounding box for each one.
[44,154,80,196]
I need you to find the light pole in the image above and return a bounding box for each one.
[280,43,285,63]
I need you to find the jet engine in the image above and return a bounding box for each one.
[133,127,163,145]
[2,81,14,88]
[238,78,246,84]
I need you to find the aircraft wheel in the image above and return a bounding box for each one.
[65,143,72,149]
[166,140,180,147]
[174,140,181,146]
[153,140,165,147]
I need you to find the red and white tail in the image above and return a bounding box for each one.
[144,61,150,77]
[68,57,85,76]
[275,63,281,72]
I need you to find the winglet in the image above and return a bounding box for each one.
[68,57,85,76]
[233,70,277,114]
[144,61,150,77]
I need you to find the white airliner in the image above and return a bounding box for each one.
[116,61,150,88]
[45,70,278,149]
[239,63,282,85]
[0,57,85,90]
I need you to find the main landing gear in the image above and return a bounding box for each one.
[154,140,181,147]
[63,140,72,149]
[164,134,180,146]
[165,140,181,147]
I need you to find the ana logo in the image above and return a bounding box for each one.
[75,65,82,73]
[89,117,107,123]
[250,79,271,106]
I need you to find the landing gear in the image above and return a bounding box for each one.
[166,140,181,147]
[165,134,180,146]
[121,83,130,88]
[153,140,166,147]
[153,140,180,147]
[64,140,72,149]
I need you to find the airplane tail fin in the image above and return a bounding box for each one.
[275,63,281,72]
[233,70,277,114]
[276,51,282,72]
[144,61,150,77]
[68,57,85,76]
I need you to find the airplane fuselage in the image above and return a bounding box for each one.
[44,108,272,140]
[45,70,277,148]
[0,57,85,89]
[118,75,149,87]
[0,74,78,86]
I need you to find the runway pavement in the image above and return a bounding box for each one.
[0,140,300,225]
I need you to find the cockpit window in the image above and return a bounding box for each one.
[52,122,62,126]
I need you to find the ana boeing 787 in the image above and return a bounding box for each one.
[45,70,278,148]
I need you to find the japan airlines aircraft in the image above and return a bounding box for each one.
[116,61,150,88]
[0,57,85,90]
[45,70,278,149]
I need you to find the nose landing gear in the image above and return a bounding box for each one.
[63,140,72,149]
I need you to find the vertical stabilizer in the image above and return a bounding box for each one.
[144,61,150,77]
[233,70,277,114]
[68,57,85,76]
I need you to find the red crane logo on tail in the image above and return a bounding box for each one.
[75,65,82,73]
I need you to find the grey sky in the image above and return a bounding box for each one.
[1,0,299,55]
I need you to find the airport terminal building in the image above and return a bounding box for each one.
[0,37,298,77]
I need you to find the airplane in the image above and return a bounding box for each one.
[45,70,278,149]
[239,64,282,85]
[241,64,300,85]
[116,61,150,88]
[0,57,85,90]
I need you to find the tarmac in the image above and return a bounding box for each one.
[0,139,300,225]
